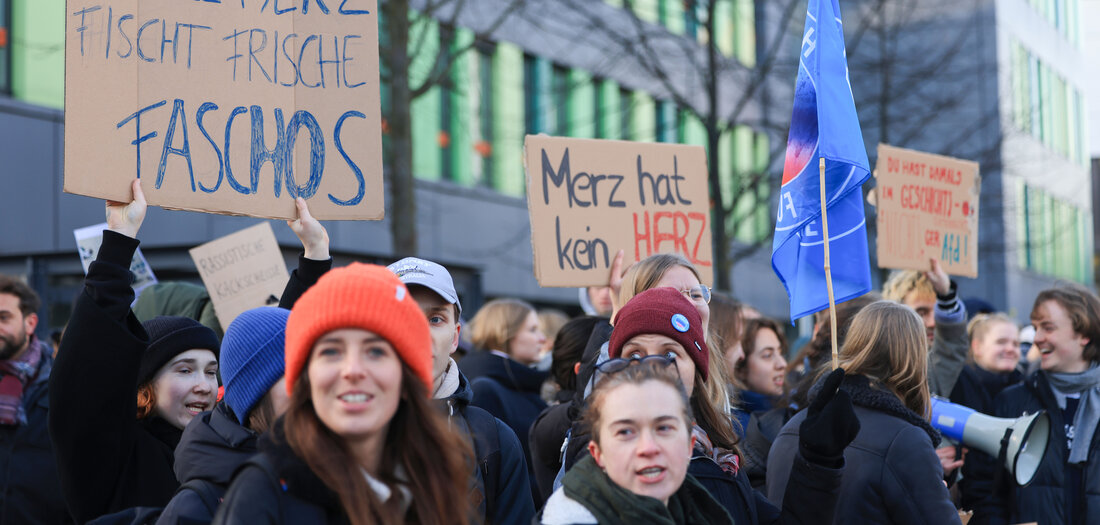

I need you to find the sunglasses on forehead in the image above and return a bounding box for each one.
[594,354,679,382]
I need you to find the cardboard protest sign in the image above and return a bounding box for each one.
[874,144,980,277]
[74,223,158,297]
[64,1,383,221]
[189,222,289,328]
[524,136,713,287]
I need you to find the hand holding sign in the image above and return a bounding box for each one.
[106,179,147,239]
[287,197,330,260]
[924,258,951,296]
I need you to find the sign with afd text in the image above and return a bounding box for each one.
[189,222,289,328]
[64,0,383,220]
[524,136,714,287]
[874,144,980,277]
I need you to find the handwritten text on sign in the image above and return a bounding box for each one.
[524,136,713,287]
[189,222,289,328]
[874,144,980,277]
[64,0,383,221]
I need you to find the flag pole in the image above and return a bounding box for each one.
[820,157,840,370]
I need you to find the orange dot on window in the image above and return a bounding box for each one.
[437,131,451,148]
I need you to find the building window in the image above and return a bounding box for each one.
[10,0,63,108]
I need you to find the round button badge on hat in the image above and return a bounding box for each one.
[671,313,690,333]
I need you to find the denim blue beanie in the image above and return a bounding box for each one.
[220,307,290,424]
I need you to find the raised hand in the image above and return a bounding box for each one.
[105,179,147,239]
[924,258,951,296]
[286,197,330,260]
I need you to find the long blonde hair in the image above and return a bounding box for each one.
[618,253,738,451]
[837,301,930,417]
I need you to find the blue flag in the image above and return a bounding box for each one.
[772,0,871,322]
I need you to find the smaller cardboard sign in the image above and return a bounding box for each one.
[74,223,158,297]
[189,223,289,328]
[524,136,713,287]
[874,144,980,277]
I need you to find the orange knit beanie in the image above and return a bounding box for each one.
[285,263,433,396]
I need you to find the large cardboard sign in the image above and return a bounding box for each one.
[189,223,289,328]
[874,144,980,277]
[524,136,714,287]
[64,1,383,220]
[74,223,158,297]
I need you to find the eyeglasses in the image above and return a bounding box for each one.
[595,355,679,383]
[678,285,711,305]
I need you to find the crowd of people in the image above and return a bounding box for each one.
[0,181,1097,524]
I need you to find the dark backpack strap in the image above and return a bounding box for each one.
[462,406,502,524]
[241,454,286,522]
[173,479,224,517]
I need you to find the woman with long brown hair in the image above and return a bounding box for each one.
[213,263,473,525]
[767,300,962,524]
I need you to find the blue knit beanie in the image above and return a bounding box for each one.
[220,307,290,424]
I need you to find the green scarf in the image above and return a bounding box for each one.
[562,455,734,525]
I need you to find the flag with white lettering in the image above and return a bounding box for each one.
[772,0,871,321]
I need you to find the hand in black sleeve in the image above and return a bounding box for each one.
[799,367,860,469]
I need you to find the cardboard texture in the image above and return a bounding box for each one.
[64,1,383,220]
[189,222,289,328]
[74,223,158,296]
[874,144,980,277]
[524,136,714,287]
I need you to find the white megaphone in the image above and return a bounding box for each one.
[930,397,1050,486]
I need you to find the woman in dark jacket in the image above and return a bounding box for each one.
[733,318,789,434]
[214,263,473,524]
[461,298,548,497]
[948,312,1023,514]
[767,300,963,525]
[49,181,222,524]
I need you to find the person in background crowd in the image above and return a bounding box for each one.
[50,181,221,523]
[963,297,996,322]
[948,312,1024,516]
[579,286,614,317]
[536,309,571,401]
[133,282,224,340]
[157,306,291,524]
[595,288,856,524]
[709,292,748,390]
[975,286,1100,524]
[733,318,789,434]
[388,257,535,524]
[882,259,968,476]
[458,298,548,501]
[767,301,963,525]
[213,264,473,524]
[0,274,70,524]
[529,315,607,504]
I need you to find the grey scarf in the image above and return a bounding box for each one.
[1046,364,1100,464]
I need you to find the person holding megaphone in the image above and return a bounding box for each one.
[972,286,1100,525]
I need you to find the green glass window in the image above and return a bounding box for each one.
[493,42,525,197]
[409,16,442,181]
[12,0,63,108]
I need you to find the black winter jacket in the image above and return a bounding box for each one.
[212,423,347,524]
[50,231,184,523]
[529,401,573,504]
[948,363,1023,515]
[0,340,70,524]
[972,371,1100,525]
[439,368,535,524]
[156,403,258,524]
[458,351,547,500]
[767,375,961,525]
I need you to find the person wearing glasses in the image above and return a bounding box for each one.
[578,287,858,524]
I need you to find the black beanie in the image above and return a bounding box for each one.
[138,316,221,386]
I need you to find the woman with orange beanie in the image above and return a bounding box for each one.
[213,263,473,525]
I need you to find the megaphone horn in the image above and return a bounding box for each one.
[930,397,1050,486]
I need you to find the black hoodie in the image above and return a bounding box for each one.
[157,403,258,524]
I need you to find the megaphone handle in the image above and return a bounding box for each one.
[992,427,1014,492]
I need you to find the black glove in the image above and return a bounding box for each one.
[799,367,860,469]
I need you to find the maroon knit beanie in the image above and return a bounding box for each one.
[609,287,709,381]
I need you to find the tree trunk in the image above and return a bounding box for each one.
[705,1,732,292]
[383,0,418,258]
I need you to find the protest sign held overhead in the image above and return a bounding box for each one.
[189,222,289,328]
[524,136,713,288]
[874,144,980,277]
[64,0,383,220]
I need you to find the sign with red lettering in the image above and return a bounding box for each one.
[64,0,383,220]
[524,135,714,287]
[189,222,289,328]
[874,144,980,277]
